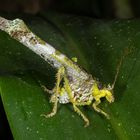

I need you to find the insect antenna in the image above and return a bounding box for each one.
[111,54,124,90]
[111,47,131,90]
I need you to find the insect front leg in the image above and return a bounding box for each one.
[64,76,89,127]
[41,66,65,118]
[92,99,110,119]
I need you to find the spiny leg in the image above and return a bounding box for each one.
[41,85,56,94]
[64,75,89,127]
[41,67,65,118]
[73,105,89,127]
[92,99,110,119]
[38,79,55,94]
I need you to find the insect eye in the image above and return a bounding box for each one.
[98,83,103,90]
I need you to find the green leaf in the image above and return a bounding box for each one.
[0,13,140,140]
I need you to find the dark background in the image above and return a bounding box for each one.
[0,0,140,18]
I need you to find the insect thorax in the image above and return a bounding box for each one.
[58,75,94,104]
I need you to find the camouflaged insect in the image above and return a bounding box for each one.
[0,17,122,127]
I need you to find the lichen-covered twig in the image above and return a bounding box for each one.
[0,16,116,127]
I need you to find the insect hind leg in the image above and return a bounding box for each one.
[64,75,90,127]
[41,85,56,94]
[41,67,65,118]
[73,104,89,127]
